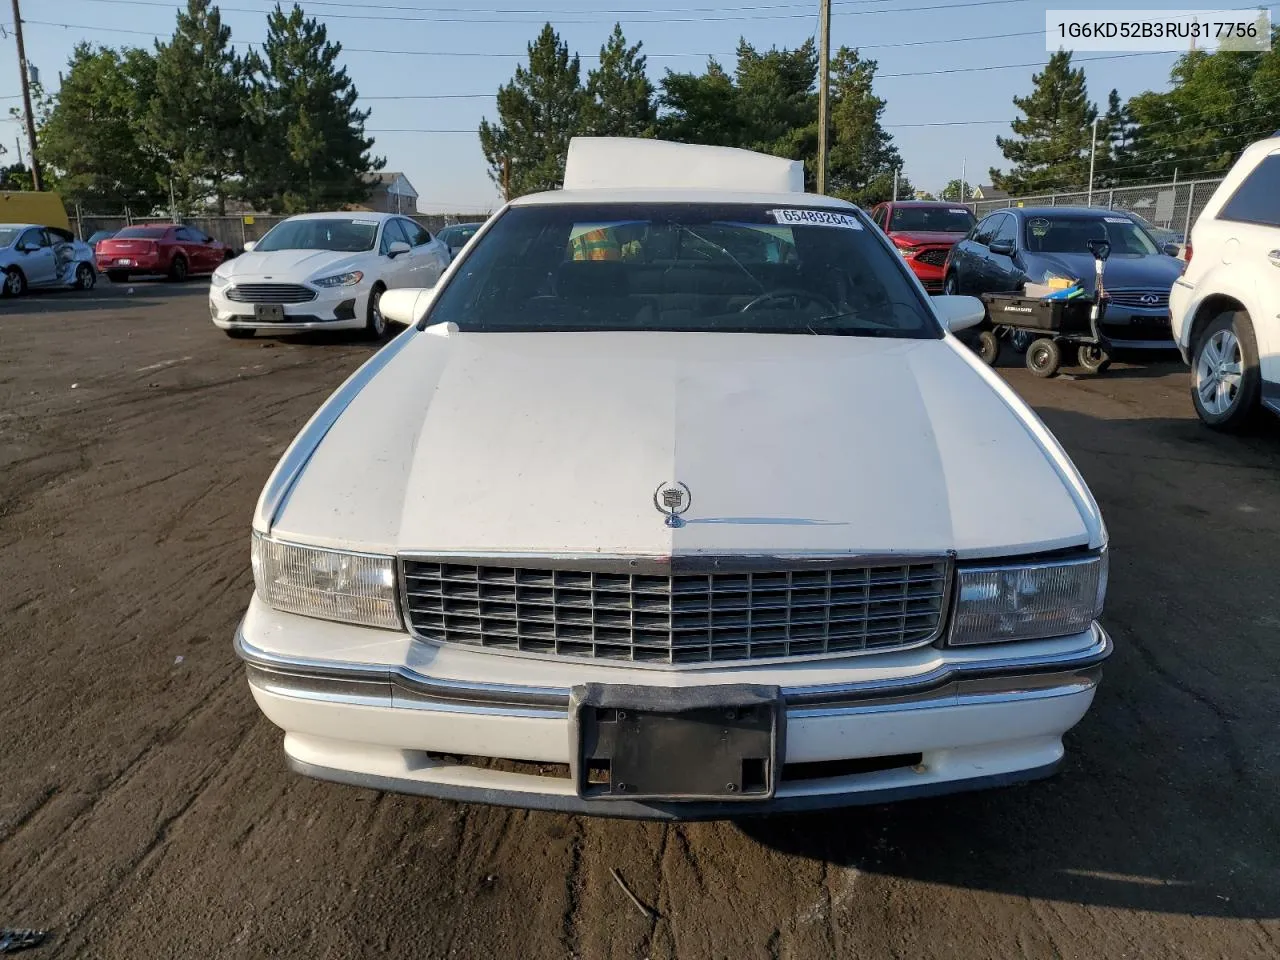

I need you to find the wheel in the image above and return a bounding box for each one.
[943,273,959,295]
[1077,343,1111,373]
[1191,309,1261,431]
[106,270,129,283]
[2,267,25,297]
[74,263,96,290]
[224,328,254,339]
[168,255,189,282]
[1026,337,1061,377]
[363,284,387,339]
[977,330,1000,365]
[1008,329,1034,353]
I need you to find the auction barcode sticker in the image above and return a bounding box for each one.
[769,209,862,229]
[1046,10,1271,51]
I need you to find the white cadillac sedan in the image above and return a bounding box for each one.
[209,212,450,339]
[238,139,1111,819]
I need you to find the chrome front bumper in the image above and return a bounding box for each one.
[236,623,1112,819]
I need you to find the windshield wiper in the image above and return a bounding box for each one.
[673,223,764,292]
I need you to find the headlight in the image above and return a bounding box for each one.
[313,270,364,288]
[896,246,918,258]
[948,552,1106,646]
[210,272,229,287]
[251,533,400,629]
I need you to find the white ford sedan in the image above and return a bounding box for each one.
[237,139,1111,819]
[209,212,450,339]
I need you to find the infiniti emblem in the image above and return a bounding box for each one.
[654,481,692,528]
[1139,293,1159,305]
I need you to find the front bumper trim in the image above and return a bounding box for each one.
[235,623,1111,717]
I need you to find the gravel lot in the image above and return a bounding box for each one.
[2,283,1279,960]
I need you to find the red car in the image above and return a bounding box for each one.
[869,201,977,293]
[95,224,232,283]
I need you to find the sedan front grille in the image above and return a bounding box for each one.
[1106,288,1169,310]
[914,247,949,267]
[225,283,316,304]
[401,558,950,665]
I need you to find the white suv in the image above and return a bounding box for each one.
[1170,134,1280,430]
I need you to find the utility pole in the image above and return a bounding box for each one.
[816,0,831,195]
[1086,116,1099,206]
[10,0,44,191]
[892,167,899,201]
[960,158,966,204]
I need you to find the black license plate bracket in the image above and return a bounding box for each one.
[571,683,781,802]
[253,303,285,323]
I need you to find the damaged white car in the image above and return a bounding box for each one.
[237,138,1111,819]
[0,224,97,296]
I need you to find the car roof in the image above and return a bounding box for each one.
[442,222,484,228]
[1,223,45,230]
[284,211,398,222]
[511,188,858,209]
[884,200,974,209]
[1008,206,1133,218]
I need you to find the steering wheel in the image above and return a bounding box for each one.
[739,287,837,314]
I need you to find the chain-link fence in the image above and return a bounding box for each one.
[68,211,492,250]
[971,178,1225,239]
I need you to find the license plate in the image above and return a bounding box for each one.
[572,684,780,802]
[117,259,134,266]
[253,304,285,323]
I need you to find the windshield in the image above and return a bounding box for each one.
[1024,216,1160,256]
[0,227,19,247]
[442,225,479,245]
[427,203,937,338]
[114,226,171,239]
[890,207,975,233]
[255,218,378,253]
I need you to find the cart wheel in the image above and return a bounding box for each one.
[1027,338,1061,378]
[1077,343,1112,373]
[977,330,1000,366]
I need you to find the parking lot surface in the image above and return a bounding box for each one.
[2,284,1279,959]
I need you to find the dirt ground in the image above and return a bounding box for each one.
[2,283,1279,960]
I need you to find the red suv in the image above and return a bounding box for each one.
[96,224,232,283]
[869,201,976,293]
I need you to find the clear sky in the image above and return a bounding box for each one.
[2,0,1274,213]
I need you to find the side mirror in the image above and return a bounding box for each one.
[378,287,437,326]
[242,240,257,252]
[387,240,411,258]
[1087,239,1111,262]
[1162,241,1181,257]
[989,239,1015,256]
[932,294,986,333]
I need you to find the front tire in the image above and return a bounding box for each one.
[2,267,25,297]
[943,273,959,295]
[74,263,96,290]
[1027,337,1061,378]
[1077,343,1111,374]
[168,255,189,282]
[1191,309,1261,431]
[363,284,387,340]
[977,330,1000,365]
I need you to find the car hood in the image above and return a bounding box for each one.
[263,329,1101,560]
[219,248,368,280]
[1025,251,1184,291]
[890,230,969,245]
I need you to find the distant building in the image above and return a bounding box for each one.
[971,185,1010,201]
[358,172,420,214]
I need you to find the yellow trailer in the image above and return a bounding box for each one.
[0,191,71,231]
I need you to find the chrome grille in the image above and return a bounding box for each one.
[225,283,316,304]
[401,558,950,665]
[1106,288,1169,310]
[915,247,949,267]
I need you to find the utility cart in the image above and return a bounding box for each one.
[973,239,1114,378]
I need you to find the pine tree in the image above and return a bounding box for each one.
[580,24,656,139]
[826,48,906,205]
[244,4,383,213]
[658,59,742,147]
[990,51,1096,193]
[479,24,584,199]
[733,39,818,163]
[147,0,251,214]
[1094,88,1130,186]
